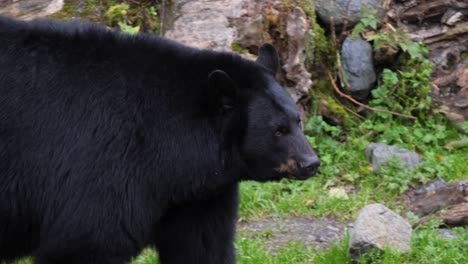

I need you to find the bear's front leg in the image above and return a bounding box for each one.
[156,184,238,264]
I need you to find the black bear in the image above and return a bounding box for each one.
[0,16,319,264]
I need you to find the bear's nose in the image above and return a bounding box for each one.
[299,156,320,176]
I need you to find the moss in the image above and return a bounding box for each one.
[296,0,355,126]
[48,0,105,23]
[311,79,358,127]
[231,43,251,55]
[48,0,164,34]
[297,0,336,71]
[326,97,349,119]
[283,0,297,8]
[313,23,335,64]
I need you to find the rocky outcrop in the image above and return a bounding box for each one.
[164,0,244,51]
[164,0,314,105]
[388,0,468,130]
[231,1,314,105]
[0,0,63,19]
[282,6,313,103]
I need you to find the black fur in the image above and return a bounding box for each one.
[0,16,318,264]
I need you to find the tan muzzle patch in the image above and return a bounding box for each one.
[274,158,297,174]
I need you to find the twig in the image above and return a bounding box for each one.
[336,50,352,88]
[339,0,353,44]
[327,71,416,120]
[330,17,337,46]
[332,94,366,120]
[390,81,402,94]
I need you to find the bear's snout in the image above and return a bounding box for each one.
[298,156,320,178]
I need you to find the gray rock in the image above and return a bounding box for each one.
[0,0,63,19]
[316,0,385,27]
[365,143,423,170]
[349,204,412,261]
[341,36,376,100]
[164,0,245,51]
[438,228,457,240]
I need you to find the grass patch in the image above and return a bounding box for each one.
[14,225,467,263]
[239,115,467,221]
[236,225,467,264]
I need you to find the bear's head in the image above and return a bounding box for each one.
[207,44,319,181]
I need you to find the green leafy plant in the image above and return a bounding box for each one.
[118,22,140,34]
[104,3,130,26]
[370,57,432,117]
[350,6,434,120]
[147,6,158,16]
[104,3,142,34]
[351,7,379,37]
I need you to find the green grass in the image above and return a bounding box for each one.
[239,116,467,221]
[13,225,468,264]
[236,224,468,264]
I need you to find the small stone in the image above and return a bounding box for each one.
[441,9,464,26]
[413,179,447,198]
[328,187,349,200]
[349,204,412,261]
[438,228,457,240]
[365,143,423,171]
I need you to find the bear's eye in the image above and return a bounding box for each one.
[275,126,288,137]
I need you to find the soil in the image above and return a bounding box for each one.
[238,216,348,252]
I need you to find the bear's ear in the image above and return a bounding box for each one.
[207,70,239,113]
[256,43,280,74]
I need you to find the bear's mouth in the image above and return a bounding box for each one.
[286,173,314,180]
[285,166,318,180]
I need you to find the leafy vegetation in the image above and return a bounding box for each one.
[49,0,165,34]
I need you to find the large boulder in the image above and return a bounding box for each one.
[349,204,412,261]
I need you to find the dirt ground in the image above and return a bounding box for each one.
[238,216,348,252]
